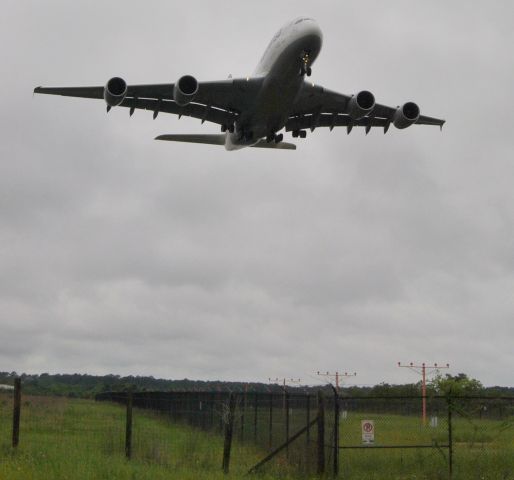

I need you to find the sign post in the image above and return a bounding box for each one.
[361,420,375,444]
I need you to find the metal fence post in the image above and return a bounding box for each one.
[240,389,246,440]
[222,393,236,474]
[317,390,325,476]
[306,394,311,446]
[269,393,273,448]
[254,393,258,442]
[125,389,133,459]
[333,388,340,477]
[210,392,215,430]
[285,391,290,457]
[447,395,453,479]
[12,377,21,448]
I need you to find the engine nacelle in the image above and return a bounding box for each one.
[347,90,375,120]
[104,77,127,107]
[173,75,199,106]
[393,102,420,129]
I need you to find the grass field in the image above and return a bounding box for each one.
[333,409,514,480]
[0,394,293,480]
[0,393,512,479]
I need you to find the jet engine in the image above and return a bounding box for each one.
[393,102,420,129]
[173,75,199,106]
[104,77,127,107]
[347,90,375,120]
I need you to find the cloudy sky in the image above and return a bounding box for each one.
[1,1,513,387]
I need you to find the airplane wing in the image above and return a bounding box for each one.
[33,78,264,127]
[287,83,445,133]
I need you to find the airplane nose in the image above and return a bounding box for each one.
[300,19,323,44]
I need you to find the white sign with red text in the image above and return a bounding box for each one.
[361,420,375,444]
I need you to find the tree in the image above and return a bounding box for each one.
[431,373,483,396]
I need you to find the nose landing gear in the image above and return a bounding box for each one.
[300,51,312,77]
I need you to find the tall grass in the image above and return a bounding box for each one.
[0,393,512,479]
[334,409,514,480]
[0,394,288,480]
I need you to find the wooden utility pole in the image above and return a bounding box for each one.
[316,371,357,391]
[398,362,450,425]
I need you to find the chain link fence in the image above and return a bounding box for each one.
[1,382,513,479]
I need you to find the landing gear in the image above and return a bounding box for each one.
[300,51,312,77]
[266,133,283,143]
[221,124,235,133]
[292,130,307,139]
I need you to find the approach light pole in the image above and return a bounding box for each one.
[316,371,357,392]
[398,362,450,425]
[268,378,301,409]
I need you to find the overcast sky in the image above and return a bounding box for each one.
[1,1,513,387]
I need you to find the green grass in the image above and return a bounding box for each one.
[0,394,296,480]
[0,394,512,479]
[334,410,514,480]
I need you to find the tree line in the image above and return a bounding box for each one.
[0,371,511,398]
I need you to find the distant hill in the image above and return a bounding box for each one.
[0,371,512,398]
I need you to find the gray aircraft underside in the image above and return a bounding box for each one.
[34,18,445,151]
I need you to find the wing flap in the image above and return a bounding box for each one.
[120,97,235,126]
[285,114,388,132]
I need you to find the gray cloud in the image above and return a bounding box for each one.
[1,0,513,386]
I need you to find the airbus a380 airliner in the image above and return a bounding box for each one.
[34,18,445,151]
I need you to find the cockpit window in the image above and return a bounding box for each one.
[294,17,313,25]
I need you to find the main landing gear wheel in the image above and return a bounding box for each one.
[299,130,307,138]
[274,134,283,143]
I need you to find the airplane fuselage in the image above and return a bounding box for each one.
[225,18,322,150]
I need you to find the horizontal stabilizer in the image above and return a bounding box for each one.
[155,134,226,145]
[252,139,296,150]
[155,134,296,150]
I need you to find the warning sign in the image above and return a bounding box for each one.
[361,420,375,444]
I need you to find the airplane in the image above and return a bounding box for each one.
[34,17,445,151]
